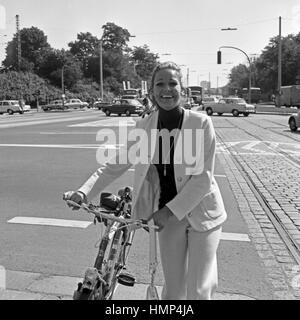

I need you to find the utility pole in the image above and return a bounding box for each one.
[61,65,65,110]
[16,15,21,71]
[61,65,64,94]
[277,16,282,107]
[187,68,189,88]
[99,38,103,100]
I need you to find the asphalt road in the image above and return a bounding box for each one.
[0,108,298,299]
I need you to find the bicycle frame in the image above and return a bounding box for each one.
[68,188,141,300]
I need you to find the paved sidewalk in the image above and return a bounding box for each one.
[216,130,300,300]
[0,269,255,300]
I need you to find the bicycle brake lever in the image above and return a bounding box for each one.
[66,200,82,209]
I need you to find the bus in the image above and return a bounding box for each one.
[123,89,138,95]
[241,87,262,103]
[122,89,142,98]
[188,86,203,105]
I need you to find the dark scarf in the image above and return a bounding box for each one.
[157,105,183,131]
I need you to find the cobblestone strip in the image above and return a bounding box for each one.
[216,139,300,299]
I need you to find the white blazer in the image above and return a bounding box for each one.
[78,109,227,232]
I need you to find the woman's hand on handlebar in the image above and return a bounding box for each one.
[63,191,87,210]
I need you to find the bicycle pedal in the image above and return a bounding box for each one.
[117,273,135,287]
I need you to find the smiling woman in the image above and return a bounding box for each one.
[65,61,227,300]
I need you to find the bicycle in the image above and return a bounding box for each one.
[63,187,157,300]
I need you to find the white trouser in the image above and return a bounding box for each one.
[158,215,222,300]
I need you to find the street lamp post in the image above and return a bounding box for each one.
[218,46,252,104]
[61,65,65,108]
[277,16,282,107]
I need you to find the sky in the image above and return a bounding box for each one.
[0,0,299,88]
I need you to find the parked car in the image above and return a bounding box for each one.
[18,100,31,112]
[288,109,300,132]
[102,99,144,116]
[183,97,196,110]
[202,96,219,105]
[0,100,24,114]
[199,96,219,111]
[22,104,31,112]
[94,101,112,111]
[121,95,137,100]
[42,100,67,111]
[203,97,256,117]
[65,98,88,109]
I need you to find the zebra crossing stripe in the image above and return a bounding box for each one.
[7,217,250,241]
[7,217,93,228]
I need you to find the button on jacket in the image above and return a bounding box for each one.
[78,109,227,232]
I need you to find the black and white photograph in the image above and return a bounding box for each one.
[0,0,300,304]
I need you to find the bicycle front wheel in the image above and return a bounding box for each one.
[102,229,124,299]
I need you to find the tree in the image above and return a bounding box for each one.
[101,22,132,52]
[0,70,62,104]
[3,27,51,72]
[253,33,300,94]
[130,45,159,82]
[68,32,99,60]
[38,49,83,89]
[228,64,249,90]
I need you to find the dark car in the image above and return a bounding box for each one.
[102,99,144,117]
[94,100,112,111]
[42,100,67,111]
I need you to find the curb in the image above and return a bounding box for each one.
[0,269,255,300]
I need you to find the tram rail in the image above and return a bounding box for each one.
[215,120,300,265]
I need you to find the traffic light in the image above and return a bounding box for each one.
[217,50,222,64]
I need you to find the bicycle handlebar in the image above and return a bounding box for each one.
[65,200,158,230]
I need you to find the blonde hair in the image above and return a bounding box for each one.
[148,61,185,110]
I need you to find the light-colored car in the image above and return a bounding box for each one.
[200,96,219,110]
[288,109,300,132]
[19,100,31,112]
[204,97,256,117]
[202,96,219,105]
[65,98,88,109]
[0,100,24,115]
[42,100,66,111]
[183,97,196,110]
[22,104,31,112]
